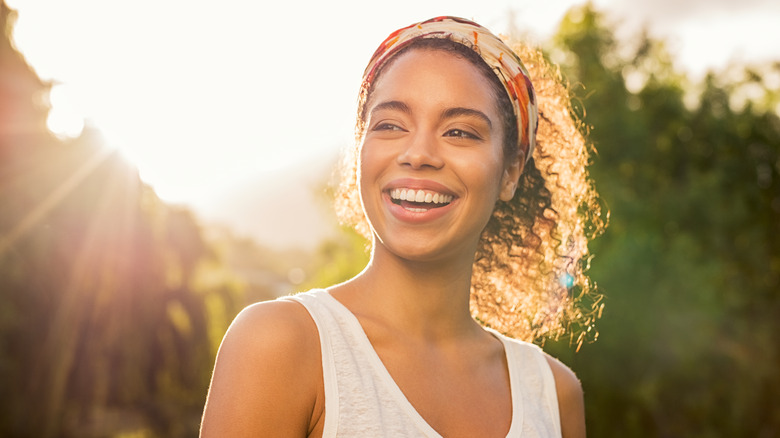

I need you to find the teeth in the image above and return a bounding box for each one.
[389,188,454,204]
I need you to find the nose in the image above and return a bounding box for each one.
[397,131,444,169]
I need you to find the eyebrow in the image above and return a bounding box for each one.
[369,100,493,129]
[440,107,492,129]
[369,100,412,118]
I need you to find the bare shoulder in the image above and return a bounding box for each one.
[543,353,583,404]
[200,298,322,437]
[222,298,319,357]
[544,353,586,438]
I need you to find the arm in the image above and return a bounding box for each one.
[545,354,586,438]
[200,300,323,437]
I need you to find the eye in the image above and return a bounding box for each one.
[444,128,481,140]
[372,122,406,132]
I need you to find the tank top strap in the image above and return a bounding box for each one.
[282,289,443,437]
[280,290,340,436]
[493,332,562,437]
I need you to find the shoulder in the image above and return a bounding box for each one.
[224,297,320,356]
[492,335,585,437]
[543,353,586,438]
[214,297,322,376]
[200,297,322,437]
[543,353,582,407]
[497,336,583,402]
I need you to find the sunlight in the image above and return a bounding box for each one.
[8,0,779,213]
[46,84,84,139]
[0,147,114,258]
[33,153,142,436]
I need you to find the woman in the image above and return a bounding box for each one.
[201,16,603,438]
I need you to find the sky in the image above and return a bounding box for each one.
[6,0,780,245]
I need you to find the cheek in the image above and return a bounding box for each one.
[357,145,371,192]
[458,151,505,191]
[358,140,391,185]
[472,159,508,219]
[357,143,383,208]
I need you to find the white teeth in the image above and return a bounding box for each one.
[389,188,454,204]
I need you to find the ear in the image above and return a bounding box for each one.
[499,150,524,202]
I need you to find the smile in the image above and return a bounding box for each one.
[389,188,454,212]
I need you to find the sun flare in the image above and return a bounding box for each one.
[46,84,85,139]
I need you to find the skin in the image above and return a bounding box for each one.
[200,49,585,438]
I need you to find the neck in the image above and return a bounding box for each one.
[338,239,481,342]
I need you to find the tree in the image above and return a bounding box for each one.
[547,4,780,436]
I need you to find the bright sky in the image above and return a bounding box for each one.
[8,0,780,212]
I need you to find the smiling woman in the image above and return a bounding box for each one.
[201,16,604,438]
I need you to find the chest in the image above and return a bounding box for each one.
[377,345,513,438]
[299,292,561,437]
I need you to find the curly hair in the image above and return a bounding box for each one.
[334,38,606,345]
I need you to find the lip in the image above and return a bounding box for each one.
[383,178,458,196]
[382,178,458,223]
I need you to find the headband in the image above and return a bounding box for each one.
[362,16,538,163]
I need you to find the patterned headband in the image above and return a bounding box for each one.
[362,16,538,162]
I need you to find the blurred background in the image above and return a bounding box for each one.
[1,0,778,436]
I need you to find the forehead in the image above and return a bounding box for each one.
[367,48,499,112]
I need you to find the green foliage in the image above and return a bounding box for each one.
[547,4,780,435]
[301,226,370,291]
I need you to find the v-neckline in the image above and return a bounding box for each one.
[319,290,523,437]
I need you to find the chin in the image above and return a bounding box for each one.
[375,235,475,266]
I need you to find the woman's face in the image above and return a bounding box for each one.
[358,48,521,263]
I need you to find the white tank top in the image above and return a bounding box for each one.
[283,289,562,437]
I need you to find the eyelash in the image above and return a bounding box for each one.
[444,129,480,140]
[373,122,404,132]
[371,124,481,140]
